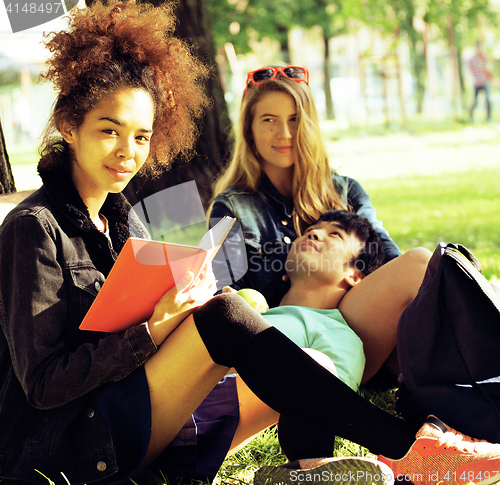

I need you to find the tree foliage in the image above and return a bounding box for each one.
[208,0,497,117]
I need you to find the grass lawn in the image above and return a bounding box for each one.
[364,167,500,282]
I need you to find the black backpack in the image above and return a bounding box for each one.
[397,243,500,442]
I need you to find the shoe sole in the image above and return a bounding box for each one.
[254,457,394,485]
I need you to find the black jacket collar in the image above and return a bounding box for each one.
[38,163,134,252]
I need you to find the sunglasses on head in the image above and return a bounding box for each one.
[244,66,310,95]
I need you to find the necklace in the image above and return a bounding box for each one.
[98,213,108,234]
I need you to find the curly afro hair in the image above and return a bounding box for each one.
[39,0,210,177]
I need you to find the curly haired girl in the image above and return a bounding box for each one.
[39,0,209,176]
[0,1,225,483]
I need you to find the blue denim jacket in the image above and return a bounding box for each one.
[209,174,400,308]
[0,166,156,484]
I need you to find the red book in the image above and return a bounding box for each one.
[79,216,235,332]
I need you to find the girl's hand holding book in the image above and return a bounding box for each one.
[147,263,217,346]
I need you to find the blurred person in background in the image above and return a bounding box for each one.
[468,41,493,122]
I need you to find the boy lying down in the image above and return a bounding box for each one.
[227,209,385,392]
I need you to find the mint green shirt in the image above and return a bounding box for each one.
[263,306,365,391]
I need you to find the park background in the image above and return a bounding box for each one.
[1,0,499,279]
[0,0,500,482]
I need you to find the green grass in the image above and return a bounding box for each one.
[216,428,374,485]
[148,221,208,247]
[363,167,500,282]
[215,386,396,485]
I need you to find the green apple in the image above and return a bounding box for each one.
[236,288,269,313]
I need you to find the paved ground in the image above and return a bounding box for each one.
[325,123,500,182]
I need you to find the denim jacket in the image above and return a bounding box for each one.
[209,174,400,308]
[0,165,157,484]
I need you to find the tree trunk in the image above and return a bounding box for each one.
[447,16,461,120]
[86,0,231,211]
[277,26,291,65]
[381,55,390,129]
[323,31,335,120]
[393,27,407,129]
[0,117,16,194]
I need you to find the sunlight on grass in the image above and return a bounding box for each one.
[216,428,286,485]
[363,167,500,281]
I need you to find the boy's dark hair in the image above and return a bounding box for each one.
[316,210,385,276]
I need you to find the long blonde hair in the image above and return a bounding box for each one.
[209,74,345,235]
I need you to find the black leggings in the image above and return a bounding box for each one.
[278,414,337,461]
[193,293,418,459]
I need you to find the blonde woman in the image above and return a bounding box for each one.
[207,66,430,464]
[209,66,430,385]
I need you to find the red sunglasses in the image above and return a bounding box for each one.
[244,66,310,95]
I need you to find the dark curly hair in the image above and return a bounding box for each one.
[38,0,210,177]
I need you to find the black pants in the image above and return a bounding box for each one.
[470,84,492,120]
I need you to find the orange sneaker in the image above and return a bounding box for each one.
[379,416,500,485]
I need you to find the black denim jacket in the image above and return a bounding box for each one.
[0,165,157,484]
